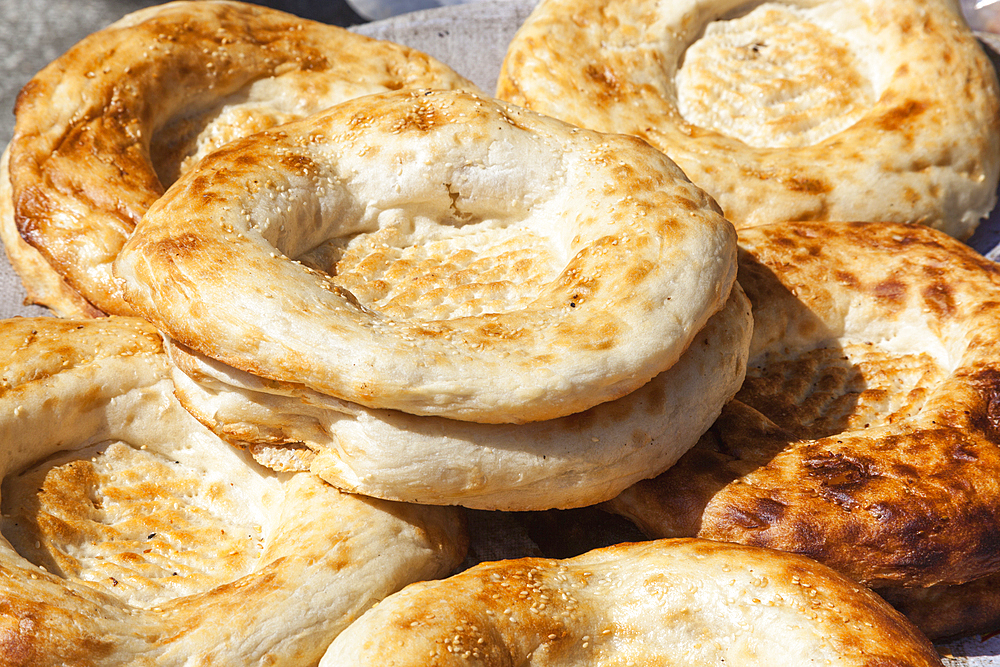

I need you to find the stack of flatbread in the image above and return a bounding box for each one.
[1,0,999,663]
[109,85,750,512]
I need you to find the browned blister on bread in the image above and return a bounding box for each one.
[605,220,1000,639]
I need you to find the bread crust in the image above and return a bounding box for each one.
[319,538,944,667]
[6,0,476,316]
[0,146,103,318]
[879,572,1000,641]
[114,89,738,424]
[158,284,751,510]
[605,220,1000,638]
[0,316,467,666]
[497,0,1000,238]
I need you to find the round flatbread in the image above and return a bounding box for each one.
[319,538,943,667]
[0,316,467,665]
[5,0,477,316]
[497,0,1000,238]
[113,88,738,424]
[604,220,1000,639]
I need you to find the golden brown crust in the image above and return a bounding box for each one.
[113,89,738,424]
[879,572,1000,641]
[0,316,468,666]
[0,315,163,377]
[7,0,477,316]
[320,538,943,667]
[0,146,104,318]
[604,220,1000,638]
[497,0,1000,238]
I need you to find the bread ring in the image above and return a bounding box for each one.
[0,316,467,665]
[604,220,1000,639]
[318,537,943,667]
[5,0,476,316]
[152,283,750,510]
[113,88,738,424]
[496,0,1000,238]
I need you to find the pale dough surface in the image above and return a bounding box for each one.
[114,89,738,424]
[497,0,1000,238]
[0,316,467,666]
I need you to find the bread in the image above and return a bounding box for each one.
[0,148,101,318]
[879,571,1000,641]
[604,220,1000,639]
[0,316,467,665]
[113,88,738,424]
[496,0,1000,238]
[4,0,477,316]
[319,537,944,666]
[153,283,750,510]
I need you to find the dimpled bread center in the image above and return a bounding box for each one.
[1,441,266,608]
[313,221,561,322]
[152,103,299,186]
[676,3,875,148]
[739,341,949,439]
[151,73,373,186]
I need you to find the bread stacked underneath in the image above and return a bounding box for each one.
[112,88,751,511]
[1,0,999,662]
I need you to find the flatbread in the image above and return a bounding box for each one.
[0,315,467,665]
[497,0,1000,238]
[5,0,477,316]
[604,220,1000,639]
[320,537,943,667]
[113,89,739,424]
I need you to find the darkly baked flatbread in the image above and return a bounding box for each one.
[605,220,1000,639]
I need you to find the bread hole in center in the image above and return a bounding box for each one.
[323,221,562,321]
[0,441,268,609]
[676,3,876,148]
[150,92,301,188]
[257,174,565,322]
